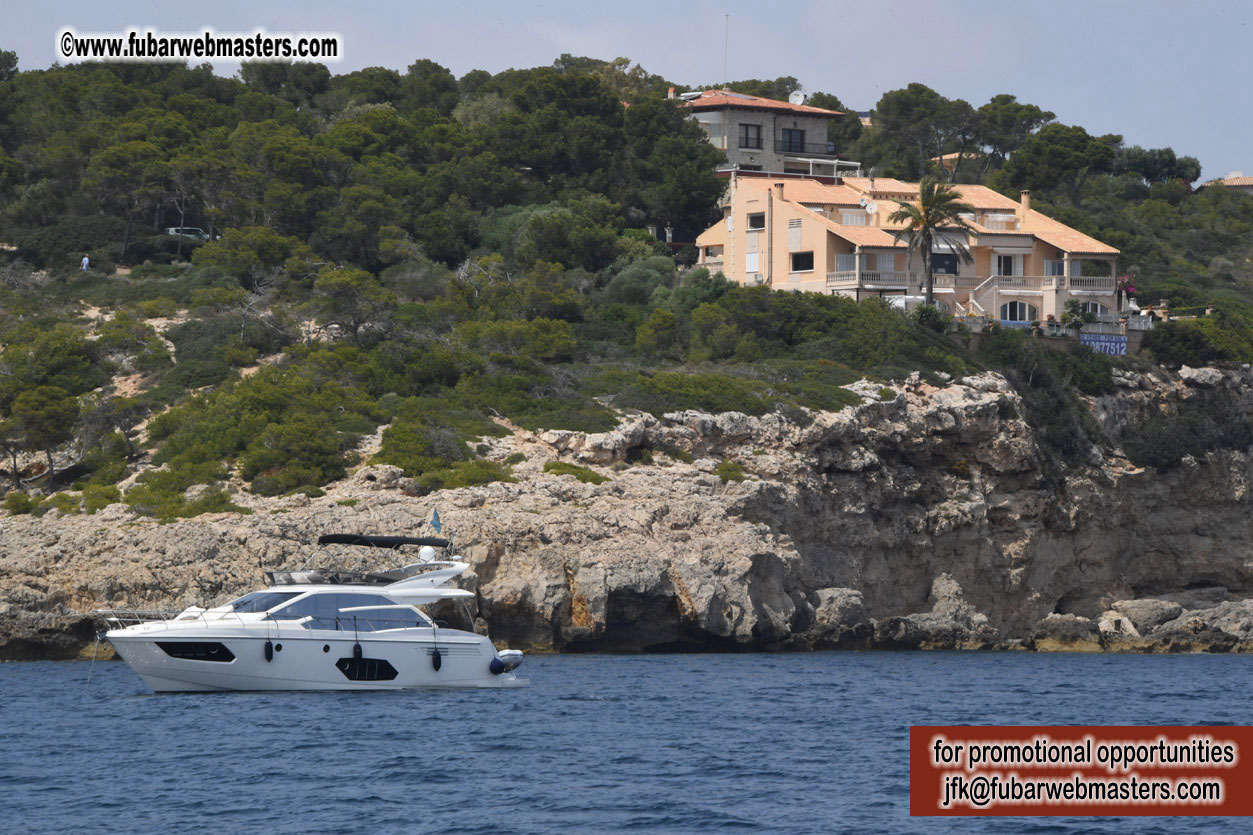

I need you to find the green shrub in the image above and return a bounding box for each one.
[45,492,81,515]
[1051,345,1115,396]
[1122,393,1253,472]
[413,460,514,493]
[716,459,746,483]
[911,303,951,333]
[652,441,693,463]
[123,462,247,519]
[3,491,41,515]
[456,318,578,362]
[240,416,348,496]
[504,452,526,465]
[136,297,179,319]
[616,371,773,416]
[82,484,122,513]
[374,418,469,476]
[543,461,610,484]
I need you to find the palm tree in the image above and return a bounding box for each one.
[888,177,977,307]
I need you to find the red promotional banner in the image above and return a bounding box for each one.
[910,726,1253,816]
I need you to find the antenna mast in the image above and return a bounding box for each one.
[723,13,729,85]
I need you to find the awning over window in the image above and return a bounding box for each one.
[931,234,964,254]
[992,245,1033,255]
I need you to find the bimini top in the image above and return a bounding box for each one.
[317,534,450,548]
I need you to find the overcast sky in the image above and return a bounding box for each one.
[8,1,1250,178]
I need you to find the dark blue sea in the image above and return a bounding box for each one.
[1,652,1249,834]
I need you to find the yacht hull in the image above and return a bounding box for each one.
[107,629,525,692]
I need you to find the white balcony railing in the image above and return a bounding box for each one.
[1069,275,1116,292]
[991,275,1055,292]
[826,271,921,288]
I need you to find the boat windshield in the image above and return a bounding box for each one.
[227,591,302,613]
[272,592,430,632]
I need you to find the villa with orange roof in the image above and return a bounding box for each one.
[1199,173,1253,196]
[676,89,861,178]
[696,175,1122,324]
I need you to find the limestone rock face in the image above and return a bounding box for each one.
[1179,366,1224,388]
[1112,599,1183,632]
[7,367,1253,658]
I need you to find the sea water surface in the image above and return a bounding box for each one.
[1,652,1250,834]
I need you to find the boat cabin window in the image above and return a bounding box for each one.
[227,591,301,613]
[272,592,430,631]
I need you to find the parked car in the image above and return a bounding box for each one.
[163,226,214,241]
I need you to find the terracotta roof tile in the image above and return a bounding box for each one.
[726,177,1117,256]
[738,178,865,206]
[683,89,841,117]
[839,176,916,196]
[948,185,1021,210]
[1019,209,1119,255]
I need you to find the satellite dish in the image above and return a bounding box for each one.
[866,202,879,214]
[788,90,806,105]
[858,197,868,207]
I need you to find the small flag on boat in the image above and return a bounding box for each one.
[431,507,442,534]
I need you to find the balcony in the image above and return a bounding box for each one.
[775,139,840,157]
[984,275,1114,293]
[989,275,1061,293]
[1068,275,1116,293]
[827,270,921,289]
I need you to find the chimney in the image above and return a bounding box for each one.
[664,224,674,243]
[1020,190,1031,211]
[667,86,676,99]
[773,182,785,200]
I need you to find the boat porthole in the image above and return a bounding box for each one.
[275,643,282,652]
[323,645,330,653]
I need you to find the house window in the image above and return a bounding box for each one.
[836,253,856,272]
[1000,301,1038,322]
[995,255,1018,276]
[791,252,815,272]
[840,210,868,226]
[747,212,765,231]
[875,252,896,271]
[780,128,805,153]
[738,123,762,150]
[932,253,958,274]
[739,164,763,171]
[1044,259,1065,276]
[745,252,760,273]
[1078,301,1109,316]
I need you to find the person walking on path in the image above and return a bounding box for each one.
[80,253,89,271]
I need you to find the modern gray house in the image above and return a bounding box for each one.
[676,89,861,178]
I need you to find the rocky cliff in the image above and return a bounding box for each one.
[4,366,1253,660]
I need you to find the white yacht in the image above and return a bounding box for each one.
[99,534,525,692]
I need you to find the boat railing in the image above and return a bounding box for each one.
[95,608,434,634]
[94,608,256,630]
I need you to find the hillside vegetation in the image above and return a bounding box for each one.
[1,51,1252,517]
